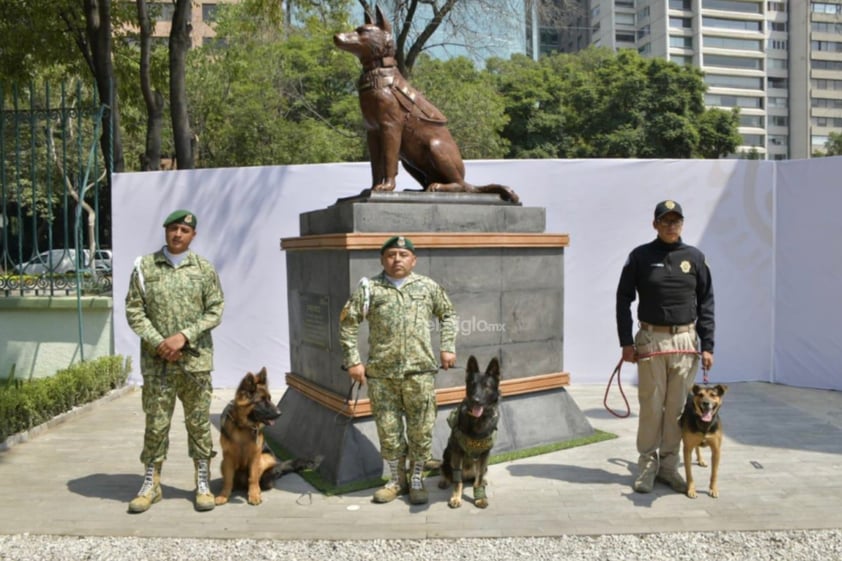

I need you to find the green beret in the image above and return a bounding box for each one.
[163,209,197,229]
[380,235,415,254]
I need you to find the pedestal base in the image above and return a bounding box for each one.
[267,384,595,487]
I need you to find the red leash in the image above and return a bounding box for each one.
[603,350,706,419]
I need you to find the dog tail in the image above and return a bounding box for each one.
[269,455,323,480]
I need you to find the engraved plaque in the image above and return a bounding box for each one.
[300,292,331,349]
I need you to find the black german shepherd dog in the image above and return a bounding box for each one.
[438,356,501,508]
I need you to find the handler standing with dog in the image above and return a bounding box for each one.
[616,200,714,494]
[339,235,457,505]
[125,209,224,513]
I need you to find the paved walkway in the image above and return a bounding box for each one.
[1,382,841,539]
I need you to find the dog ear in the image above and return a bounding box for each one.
[256,367,268,385]
[364,6,373,25]
[485,358,501,380]
[715,384,728,396]
[466,355,479,375]
[691,384,701,395]
[237,372,257,395]
[376,5,392,33]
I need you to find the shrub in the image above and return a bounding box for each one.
[0,356,130,442]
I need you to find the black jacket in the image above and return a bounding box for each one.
[616,237,714,352]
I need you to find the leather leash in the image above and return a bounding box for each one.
[604,350,707,419]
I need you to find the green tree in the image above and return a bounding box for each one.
[187,1,363,167]
[822,131,842,156]
[486,54,567,158]
[413,56,509,159]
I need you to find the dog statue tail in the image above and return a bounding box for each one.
[471,183,520,204]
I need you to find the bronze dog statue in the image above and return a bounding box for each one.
[334,7,519,203]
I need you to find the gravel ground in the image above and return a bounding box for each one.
[2,530,841,561]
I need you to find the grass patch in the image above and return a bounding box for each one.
[265,429,617,496]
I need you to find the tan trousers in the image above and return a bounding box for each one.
[634,327,699,472]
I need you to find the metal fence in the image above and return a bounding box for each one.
[0,81,112,297]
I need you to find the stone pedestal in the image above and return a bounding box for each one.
[268,192,595,487]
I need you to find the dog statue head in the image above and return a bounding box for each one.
[333,5,395,66]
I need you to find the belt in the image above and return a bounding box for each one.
[639,321,695,334]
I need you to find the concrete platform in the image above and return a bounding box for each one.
[1,381,841,539]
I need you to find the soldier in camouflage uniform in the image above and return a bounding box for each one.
[125,209,224,513]
[339,235,457,505]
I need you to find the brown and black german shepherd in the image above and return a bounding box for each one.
[215,368,319,506]
[680,383,728,499]
[333,6,519,203]
[438,356,501,509]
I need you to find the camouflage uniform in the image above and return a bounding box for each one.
[339,271,456,463]
[125,249,224,464]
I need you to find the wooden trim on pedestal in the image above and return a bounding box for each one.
[285,371,570,419]
[281,232,569,252]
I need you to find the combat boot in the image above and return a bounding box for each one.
[656,453,688,493]
[194,458,215,511]
[408,460,428,505]
[128,462,162,513]
[373,457,408,503]
[633,454,658,494]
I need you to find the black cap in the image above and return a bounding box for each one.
[654,200,683,220]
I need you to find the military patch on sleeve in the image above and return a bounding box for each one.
[339,305,349,322]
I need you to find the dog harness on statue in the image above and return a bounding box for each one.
[357,62,448,125]
[447,408,497,458]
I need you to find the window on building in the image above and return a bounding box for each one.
[638,25,651,40]
[771,22,788,32]
[671,55,692,65]
[705,36,762,51]
[740,115,764,128]
[616,13,635,25]
[702,17,761,31]
[639,43,652,55]
[768,39,788,50]
[705,94,764,108]
[768,1,787,11]
[812,98,842,109]
[615,0,634,7]
[812,22,842,33]
[812,135,829,147]
[814,117,830,127]
[769,135,787,147]
[705,54,763,70]
[768,96,788,108]
[769,115,788,127]
[812,78,842,90]
[151,2,175,21]
[705,74,763,90]
[812,40,842,53]
[741,134,765,146]
[670,0,692,9]
[702,0,762,14]
[616,32,636,43]
[768,77,788,89]
[812,3,842,14]
[638,6,651,19]
[202,3,218,22]
[670,36,694,48]
[768,58,788,70]
[670,17,692,29]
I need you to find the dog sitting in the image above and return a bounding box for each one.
[215,368,319,506]
[680,383,728,499]
[438,356,501,508]
[333,6,519,203]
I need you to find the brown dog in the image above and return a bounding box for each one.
[333,6,519,203]
[680,383,728,499]
[215,368,318,506]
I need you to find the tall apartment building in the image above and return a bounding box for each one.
[557,0,842,159]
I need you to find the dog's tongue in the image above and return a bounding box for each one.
[469,405,484,418]
[265,419,275,426]
[701,411,713,422]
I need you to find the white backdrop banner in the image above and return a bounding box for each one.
[111,157,834,390]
